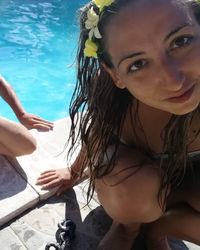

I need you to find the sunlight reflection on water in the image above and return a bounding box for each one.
[0,0,87,121]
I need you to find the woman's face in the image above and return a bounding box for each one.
[105,0,200,115]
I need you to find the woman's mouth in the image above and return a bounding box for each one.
[166,85,195,104]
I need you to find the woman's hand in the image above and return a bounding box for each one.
[36,168,79,195]
[18,112,54,131]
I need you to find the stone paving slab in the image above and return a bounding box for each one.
[12,118,74,200]
[9,154,67,201]
[13,117,80,201]
[0,226,27,250]
[0,155,39,227]
[0,183,102,250]
[0,118,79,227]
[9,205,63,250]
[1,187,199,250]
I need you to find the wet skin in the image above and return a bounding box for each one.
[37,1,200,249]
[104,0,200,116]
[97,1,200,249]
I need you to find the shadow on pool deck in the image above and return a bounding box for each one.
[0,156,28,200]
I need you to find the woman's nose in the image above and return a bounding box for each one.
[158,57,185,91]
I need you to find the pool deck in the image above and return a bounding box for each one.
[0,118,199,250]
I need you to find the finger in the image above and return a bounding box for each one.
[32,123,53,131]
[37,172,56,181]
[42,179,63,189]
[31,120,53,126]
[40,170,56,175]
[36,175,58,185]
[31,117,54,125]
[32,121,54,128]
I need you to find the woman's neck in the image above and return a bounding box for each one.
[122,101,200,154]
[122,102,172,153]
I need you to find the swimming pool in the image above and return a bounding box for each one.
[0,0,87,121]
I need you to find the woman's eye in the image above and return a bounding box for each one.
[128,59,147,73]
[170,36,194,50]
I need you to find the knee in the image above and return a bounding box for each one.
[14,133,37,156]
[109,193,164,224]
[96,166,164,224]
[19,138,37,155]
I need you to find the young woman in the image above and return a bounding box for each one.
[37,0,200,249]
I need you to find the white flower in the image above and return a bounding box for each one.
[85,7,102,39]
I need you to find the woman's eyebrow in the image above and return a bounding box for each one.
[117,23,194,68]
[164,23,194,42]
[118,52,145,67]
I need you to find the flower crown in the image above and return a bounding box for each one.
[84,0,114,58]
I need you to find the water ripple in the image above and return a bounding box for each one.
[0,0,87,120]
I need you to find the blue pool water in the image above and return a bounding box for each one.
[0,0,87,121]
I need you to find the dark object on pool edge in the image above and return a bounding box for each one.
[45,219,76,250]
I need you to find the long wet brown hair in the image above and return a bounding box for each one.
[67,0,200,206]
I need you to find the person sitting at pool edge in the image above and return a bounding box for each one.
[0,75,54,131]
[37,0,200,249]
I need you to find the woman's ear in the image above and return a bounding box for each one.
[101,63,126,89]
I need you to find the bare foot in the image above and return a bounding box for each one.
[97,222,140,250]
[146,236,171,250]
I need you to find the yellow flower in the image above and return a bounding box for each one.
[93,0,114,12]
[84,39,98,58]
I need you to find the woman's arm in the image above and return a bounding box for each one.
[0,75,54,131]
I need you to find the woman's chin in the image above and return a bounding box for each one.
[168,102,200,116]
